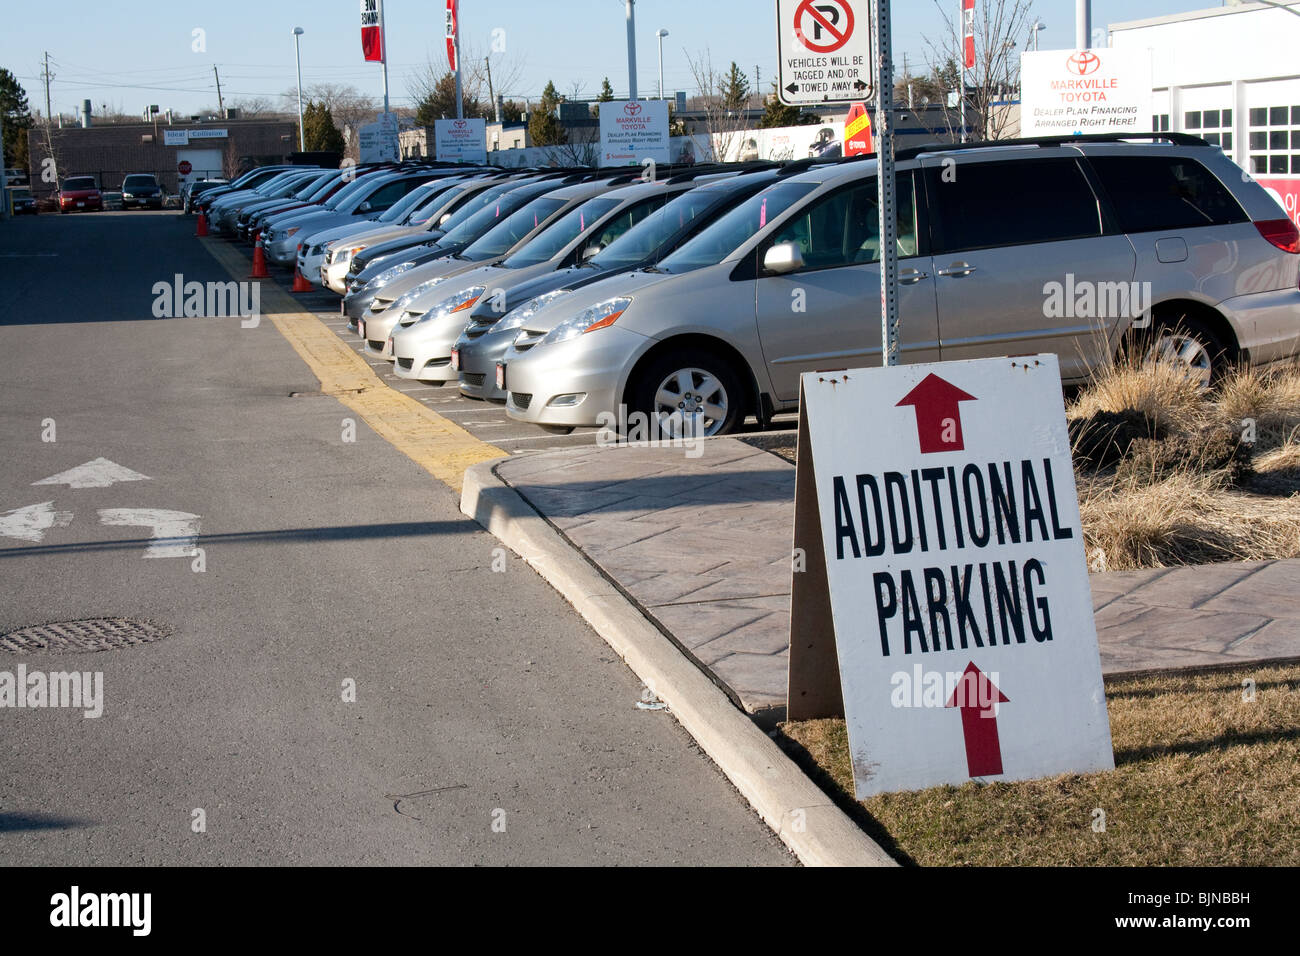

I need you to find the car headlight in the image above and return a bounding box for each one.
[338,245,365,263]
[286,227,300,237]
[371,261,416,286]
[412,286,487,325]
[389,277,450,313]
[540,297,631,346]
[491,290,570,333]
[122,192,134,199]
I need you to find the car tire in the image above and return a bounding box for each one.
[630,348,747,438]
[1134,314,1230,388]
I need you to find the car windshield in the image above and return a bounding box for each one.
[380,181,444,223]
[501,197,621,268]
[304,174,342,202]
[591,187,737,270]
[462,196,567,261]
[289,174,328,198]
[63,177,96,190]
[437,183,542,245]
[323,174,381,211]
[406,181,463,224]
[656,181,818,274]
[122,175,155,188]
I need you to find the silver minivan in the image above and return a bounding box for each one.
[500,135,1300,435]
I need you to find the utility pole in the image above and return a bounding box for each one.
[754,65,760,108]
[626,0,638,101]
[485,56,499,123]
[42,52,53,122]
[213,65,224,117]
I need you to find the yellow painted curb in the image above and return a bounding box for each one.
[199,236,505,490]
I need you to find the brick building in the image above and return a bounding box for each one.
[26,119,299,198]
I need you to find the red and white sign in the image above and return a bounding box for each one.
[962,0,976,70]
[598,99,670,167]
[1260,178,1300,229]
[445,0,458,72]
[800,355,1114,797]
[1020,48,1154,136]
[177,160,193,176]
[360,0,385,63]
[434,117,487,164]
[775,0,872,106]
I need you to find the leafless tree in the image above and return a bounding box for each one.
[924,0,1034,141]
[683,48,752,161]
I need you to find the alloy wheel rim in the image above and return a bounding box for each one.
[1145,333,1213,388]
[652,367,729,438]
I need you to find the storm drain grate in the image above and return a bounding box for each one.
[0,618,170,653]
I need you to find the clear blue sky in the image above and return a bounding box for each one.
[2,0,1215,118]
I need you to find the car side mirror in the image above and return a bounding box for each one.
[763,241,804,275]
[581,244,601,261]
[358,201,372,213]
[439,212,452,225]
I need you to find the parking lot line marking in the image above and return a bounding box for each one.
[198,238,504,491]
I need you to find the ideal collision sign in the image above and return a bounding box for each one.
[598,100,669,167]
[1021,48,1154,136]
[434,118,487,164]
[789,355,1113,797]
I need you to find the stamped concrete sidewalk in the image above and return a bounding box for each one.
[495,438,1300,721]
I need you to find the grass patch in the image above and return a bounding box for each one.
[1070,361,1300,570]
[779,662,1300,866]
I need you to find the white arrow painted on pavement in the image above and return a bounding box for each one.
[33,458,151,489]
[0,501,74,543]
[98,509,201,558]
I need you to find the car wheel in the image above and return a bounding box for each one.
[631,349,746,438]
[1137,315,1230,388]
[538,424,574,435]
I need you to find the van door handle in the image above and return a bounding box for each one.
[898,268,929,284]
[937,262,977,277]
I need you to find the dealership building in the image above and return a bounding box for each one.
[1111,0,1300,221]
[26,118,299,198]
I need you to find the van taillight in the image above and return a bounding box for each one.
[1255,218,1300,254]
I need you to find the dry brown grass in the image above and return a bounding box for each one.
[1070,359,1300,570]
[779,663,1300,866]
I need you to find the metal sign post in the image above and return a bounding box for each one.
[874,0,899,366]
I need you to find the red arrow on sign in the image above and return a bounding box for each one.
[896,373,977,453]
[945,662,1009,777]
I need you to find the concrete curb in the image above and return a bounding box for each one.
[461,458,897,868]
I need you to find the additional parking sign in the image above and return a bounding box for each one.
[790,355,1113,797]
[776,0,872,106]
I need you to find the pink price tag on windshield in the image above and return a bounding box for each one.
[580,213,585,230]
[759,198,768,228]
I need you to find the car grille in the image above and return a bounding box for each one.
[373,297,394,311]
[511,392,532,410]
[367,340,385,351]
[513,330,546,354]
[398,311,423,328]
[464,316,495,339]
[396,357,413,370]
[462,373,486,387]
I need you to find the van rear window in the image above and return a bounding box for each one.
[1088,156,1247,233]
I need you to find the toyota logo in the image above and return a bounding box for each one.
[1066,51,1101,76]
[623,102,643,116]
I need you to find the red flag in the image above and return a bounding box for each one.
[962,0,975,70]
[360,0,385,63]
[445,0,458,72]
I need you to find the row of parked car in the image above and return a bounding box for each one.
[193,134,1300,437]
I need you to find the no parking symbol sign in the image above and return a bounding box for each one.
[776,0,873,105]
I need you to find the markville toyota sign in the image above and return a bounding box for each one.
[598,99,670,167]
[1020,48,1154,136]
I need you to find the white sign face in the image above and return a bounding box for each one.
[599,99,670,167]
[776,0,872,106]
[802,355,1113,798]
[358,113,400,163]
[434,117,487,164]
[163,130,188,147]
[1021,48,1154,137]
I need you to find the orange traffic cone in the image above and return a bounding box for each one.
[195,210,209,237]
[291,267,313,293]
[250,231,270,279]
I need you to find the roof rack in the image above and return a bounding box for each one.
[896,131,1210,160]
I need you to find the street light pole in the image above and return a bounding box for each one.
[292,27,305,151]
[656,29,669,100]
[626,0,638,100]
[1076,0,1090,49]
